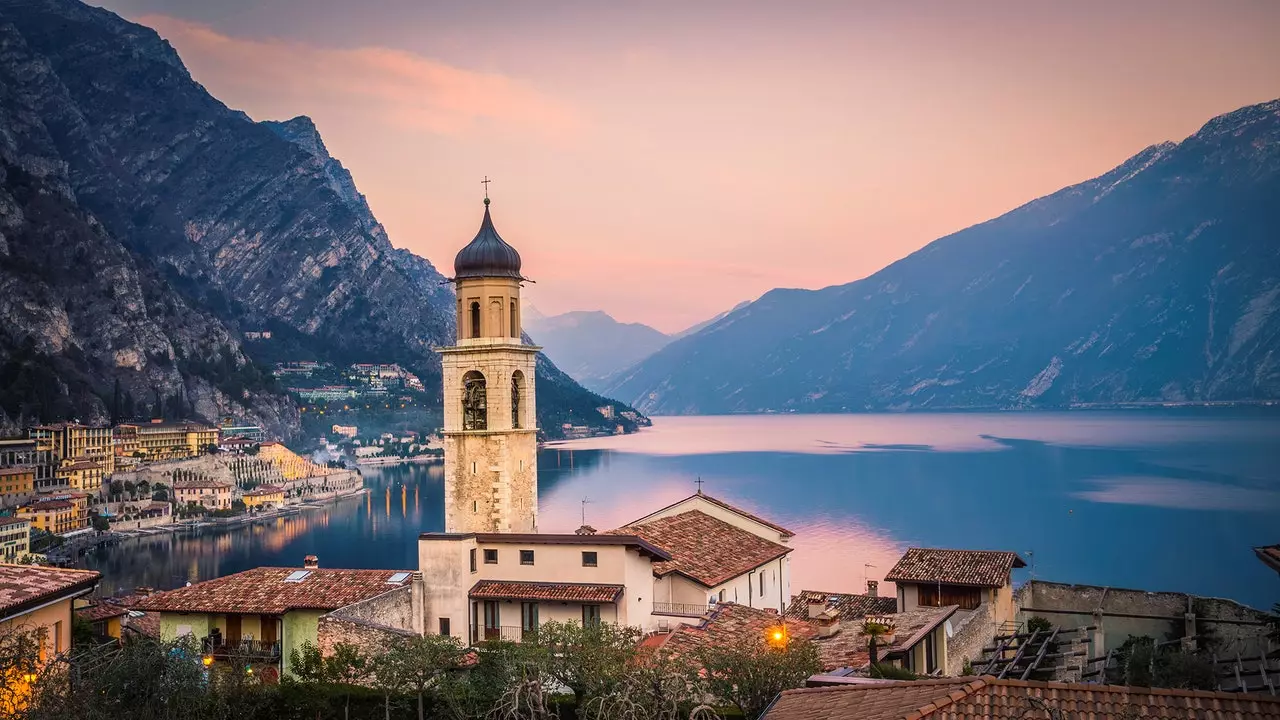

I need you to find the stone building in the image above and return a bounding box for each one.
[439,196,539,534]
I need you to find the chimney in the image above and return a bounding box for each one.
[866,580,879,597]
[575,525,597,536]
[807,597,827,619]
[303,555,319,569]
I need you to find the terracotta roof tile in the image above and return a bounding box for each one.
[807,606,957,672]
[885,548,1026,588]
[659,603,818,660]
[0,516,29,527]
[615,510,792,587]
[785,590,898,621]
[0,564,101,618]
[23,500,75,511]
[762,676,1280,720]
[626,492,795,538]
[134,567,412,614]
[76,601,129,622]
[469,580,623,603]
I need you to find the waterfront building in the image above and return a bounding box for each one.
[172,480,234,510]
[134,561,418,679]
[29,423,115,476]
[113,421,218,461]
[0,467,36,508]
[55,460,103,494]
[0,565,101,709]
[0,517,31,562]
[439,195,539,534]
[243,485,285,509]
[16,499,79,535]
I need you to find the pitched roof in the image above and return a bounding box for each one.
[0,516,29,527]
[659,602,818,660]
[1254,544,1280,573]
[469,580,623,603]
[885,548,1026,588]
[809,606,958,672]
[785,590,897,622]
[761,676,1280,720]
[76,601,129,622]
[625,492,795,538]
[614,510,792,587]
[133,567,412,614]
[0,564,100,620]
[22,500,74,511]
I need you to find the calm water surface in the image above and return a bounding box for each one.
[83,411,1280,609]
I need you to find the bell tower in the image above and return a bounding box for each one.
[438,190,539,533]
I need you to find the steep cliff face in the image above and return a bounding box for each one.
[0,19,295,433]
[0,0,642,437]
[608,100,1280,414]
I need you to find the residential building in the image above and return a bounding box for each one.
[419,532,670,644]
[0,517,31,562]
[74,600,127,640]
[56,460,103,494]
[613,491,795,617]
[885,548,1025,626]
[330,425,358,438]
[29,423,115,476]
[113,421,217,461]
[289,386,358,402]
[760,676,1280,720]
[439,197,539,534]
[243,486,285,509]
[0,438,55,489]
[173,480,234,510]
[0,564,101,709]
[17,500,79,535]
[134,563,416,679]
[218,424,266,443]
[0,467,36,508]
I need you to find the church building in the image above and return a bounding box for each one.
[438,195,540,534]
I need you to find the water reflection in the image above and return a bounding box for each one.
[82,413,1280,608]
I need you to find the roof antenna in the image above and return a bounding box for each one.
[581,497,591,526]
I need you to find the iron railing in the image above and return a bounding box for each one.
[202,638,281,659]
[652,602,709,617]
[472,625,533,643]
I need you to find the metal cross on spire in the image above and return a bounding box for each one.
[694,477,704,494]
[481,176,492,200]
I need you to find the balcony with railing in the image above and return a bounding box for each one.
[201,637,281,660]
[652,602,710,618]
[472,625,535,643]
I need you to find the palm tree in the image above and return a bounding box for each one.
[862,619,894,665]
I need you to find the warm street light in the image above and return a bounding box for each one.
[202,655,213,667]
[767,624,788,647]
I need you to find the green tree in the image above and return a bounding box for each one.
[91,513,110,533]
[377,633,466,720]
[531,620,642,706]
[698,629,822,720]
[579,647,715,720]
[862,619,893,665]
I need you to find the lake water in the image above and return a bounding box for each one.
[83,411,1280,609]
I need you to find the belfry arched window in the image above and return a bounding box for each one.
[511,370,525,429]
[469,302,481,339]
[462,371,487,430]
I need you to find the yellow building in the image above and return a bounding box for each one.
[113,421,218,461]
[242,485,285,509]
[29,423,114,476]
[173,480,233,510]
[0,467,35,508]
[55,461,103,494]
[257,442,325,481]
[0,565,100,714]
[16,500,79,535]
[0,517,30,562]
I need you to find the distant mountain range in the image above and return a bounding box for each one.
[524,301,751,392]
[607,99,1280,414]
[0,0,644,438]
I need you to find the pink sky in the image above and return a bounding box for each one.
[100,1,1280,333]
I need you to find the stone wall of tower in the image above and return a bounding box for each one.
[439,343,538,534]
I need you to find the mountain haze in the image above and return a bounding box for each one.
[0,0,644,437]
[524,308,671,392]
[608,100,1280,414]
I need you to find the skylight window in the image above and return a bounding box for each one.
[387,572,411,584]
[284,570,312,583]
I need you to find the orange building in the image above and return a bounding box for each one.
[16,500,79,535]
[0,467,35,508]
[55,461,103,494]
[242,485,285,509]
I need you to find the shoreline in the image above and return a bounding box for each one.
[354,455,441,467]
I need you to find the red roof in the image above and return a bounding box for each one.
[784,590,898,622]
[762,676,1280,720]
[627,492,795,538]
[615,510,792,587]
[658,602,818,659]
[23,500,74,511]
[76,601,129,622]
[134,567,413,614]
[885,548,1026,588]
[0,565,100,619]
[469,580,623,603]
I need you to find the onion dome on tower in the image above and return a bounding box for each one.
[453,197,523,280]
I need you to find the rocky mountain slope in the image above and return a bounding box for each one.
[0,18,294,433]
[525,307,672,392]
[0,0,643,438]
[608,99,1280,414]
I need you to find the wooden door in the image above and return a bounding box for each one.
[226,615,242,645]
[261,617,278,645]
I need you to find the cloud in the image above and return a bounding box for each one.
[139,15,579,137]
[1072,476,1280,512]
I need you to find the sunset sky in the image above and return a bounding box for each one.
[97,0,1280,333]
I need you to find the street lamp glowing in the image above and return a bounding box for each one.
[202,655,214,667]
[767,625,788,647]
